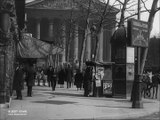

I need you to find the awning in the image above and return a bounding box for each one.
[17,33,63,58]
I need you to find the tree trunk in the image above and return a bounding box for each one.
[79,0,92,71]
[140,0,159,74]
[79,23,90,71]
[118,0,128,27]
[95,27,103,61]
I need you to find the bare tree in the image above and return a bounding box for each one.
[112,0,160,73]
[78,0,119,71]
[79,0,92,71]
[63,0,159,73]
[140,0,159,74]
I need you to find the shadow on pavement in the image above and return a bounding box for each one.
[45,91,84,97]
[32,100,77,105]
[95,105,131,109]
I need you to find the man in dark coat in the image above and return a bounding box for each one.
[26,64,35,97]
[13,64,25,100]
[46,66,52,87]
[74,69,83,90]
[58,66,65,88]
[47,66,57,91]
[83,66,93,97]
[66,64,73,88]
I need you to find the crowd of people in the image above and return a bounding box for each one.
[12,62,90,100]
[34,64,85,90]
[141,70,160,99]
[13,63,35,99]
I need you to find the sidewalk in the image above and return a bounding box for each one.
[1,84,160,120]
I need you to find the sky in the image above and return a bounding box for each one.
[26,0,160,36]
[109,0,160,37]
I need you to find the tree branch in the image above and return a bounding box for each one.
[155,7,160,13]
[141,0,150,13]
[116,0,123,5]
[124,9,149,20]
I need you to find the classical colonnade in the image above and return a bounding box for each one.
[30,17,105,66]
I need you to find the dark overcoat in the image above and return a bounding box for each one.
[66,68,73,82]
[83,67,93,96]
[58,69,65,84]
[13,68,24,90]
[47,68,54,81]
[74,71,83,88]
[26,66,35,87]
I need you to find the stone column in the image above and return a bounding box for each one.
[35,18,41,39]
[48,19,54,40]
[73,23,79,62]
[47,19,54,67]
[97,27,104,62]
[85,27,91,61]
[106,27,115,62]
[61,21,66,64]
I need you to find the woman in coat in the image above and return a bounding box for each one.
[13,64,25,100]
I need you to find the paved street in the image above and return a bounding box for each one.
[1,83,160,120]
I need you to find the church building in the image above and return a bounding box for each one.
[25,0,118,67]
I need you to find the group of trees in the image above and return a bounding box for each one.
[64,0,160,72]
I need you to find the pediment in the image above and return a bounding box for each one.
[26,0,79,10]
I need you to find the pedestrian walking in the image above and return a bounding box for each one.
[26,63,36,97]
[13,64,25,100]
[47,66,57,91]
[46,66,51,87]
[41,69,46,86]
[58,65,65,88]
[66,64,73,88]
[36,67,42,86]
[52,67,57,91]
[83,66,93,97]
[74,69,83,90]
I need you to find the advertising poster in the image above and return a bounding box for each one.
[103,81,112,95]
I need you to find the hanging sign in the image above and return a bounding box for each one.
[128,18,149,47]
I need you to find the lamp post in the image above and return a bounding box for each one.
[132,0,143,108]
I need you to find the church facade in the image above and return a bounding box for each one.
[25,0,118,67]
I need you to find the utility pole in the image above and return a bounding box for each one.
[132,0,143,108]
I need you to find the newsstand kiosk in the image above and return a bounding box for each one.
[86,61,114,97]
[111,26,135,98]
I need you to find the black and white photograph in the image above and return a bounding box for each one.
[0,0,160,120]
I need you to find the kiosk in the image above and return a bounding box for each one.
[111,26,135,98]
[85,61,114,97]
